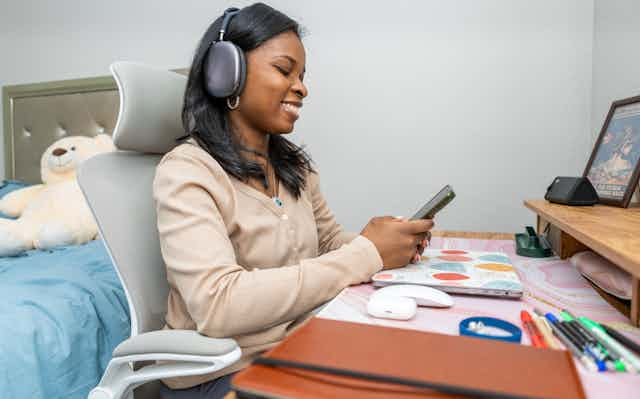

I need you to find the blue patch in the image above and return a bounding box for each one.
[430,262,467,273]
[478,254,511,263]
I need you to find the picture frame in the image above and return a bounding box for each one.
[584,95,640,207]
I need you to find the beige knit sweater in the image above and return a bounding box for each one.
[153,142,383,389]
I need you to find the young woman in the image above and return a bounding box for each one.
[154,3,433,398]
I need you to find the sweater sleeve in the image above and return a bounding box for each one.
[307,171,359,254]
[153,152,383,338]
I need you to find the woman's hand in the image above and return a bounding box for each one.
[360,216,434,269]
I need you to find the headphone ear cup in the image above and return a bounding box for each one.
[236,46,247,97]
[204,41,246,98]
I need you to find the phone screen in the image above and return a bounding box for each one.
[410,185,455,220]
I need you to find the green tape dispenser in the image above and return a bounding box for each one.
[515,226,553,258]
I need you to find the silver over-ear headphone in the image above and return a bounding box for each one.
[204,7,246,99]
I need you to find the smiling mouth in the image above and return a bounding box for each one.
[281,102,302,118]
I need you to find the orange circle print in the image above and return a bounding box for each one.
[438,255,473,262]
[433,273,469,280]
[441,250,468,255]
[475,263,514,272]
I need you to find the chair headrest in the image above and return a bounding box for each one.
[110,61,187,153]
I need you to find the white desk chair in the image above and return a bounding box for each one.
[79,62,240,399]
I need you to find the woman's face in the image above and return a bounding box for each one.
[235,30,307,134]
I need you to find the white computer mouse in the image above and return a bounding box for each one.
[367,295,417,320]
[372,284,454,308]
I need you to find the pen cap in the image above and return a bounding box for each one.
[520,310,532,322]
[578,317,605,333]
[545,313,559,323]
[559,311,573,322]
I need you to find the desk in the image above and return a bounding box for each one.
[316,234,640,399]
[227,232,640,399]
[524,199,640,326]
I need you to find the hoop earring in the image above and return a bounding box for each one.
[227,96,240,110]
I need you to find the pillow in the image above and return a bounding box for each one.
[570,251,632,300]
[0,180,31,219]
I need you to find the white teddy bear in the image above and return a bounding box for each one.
[0,134,115,256]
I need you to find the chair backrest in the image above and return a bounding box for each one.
[78,62,187,336]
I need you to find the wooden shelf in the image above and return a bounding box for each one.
[524,200,640,275]
[524,199,640,325]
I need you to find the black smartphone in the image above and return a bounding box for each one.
[410,185,456,220]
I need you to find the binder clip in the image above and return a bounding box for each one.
[515,226,553,258]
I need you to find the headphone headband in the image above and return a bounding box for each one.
[218,7,240,41]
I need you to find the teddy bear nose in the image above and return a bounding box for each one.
[52,148,67,157]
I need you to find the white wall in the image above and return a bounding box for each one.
[0,0,595,233]
[592,0,640,140]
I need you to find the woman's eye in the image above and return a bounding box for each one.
[275,65,290,75]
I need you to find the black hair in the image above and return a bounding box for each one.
[182,2,314,199]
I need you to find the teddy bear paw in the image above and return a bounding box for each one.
[35,223,76,250]
[0,198,20,218]
[0,224,31,256]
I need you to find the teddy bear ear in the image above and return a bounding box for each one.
[93,134,116,152]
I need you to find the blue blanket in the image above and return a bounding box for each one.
[0,180,130,398]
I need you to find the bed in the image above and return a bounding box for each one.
[1,77,130,399]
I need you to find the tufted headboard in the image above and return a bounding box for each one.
[2,68,190,184]
[2,76,120,183]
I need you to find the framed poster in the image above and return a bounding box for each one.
[584,95,640,207]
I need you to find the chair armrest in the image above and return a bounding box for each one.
[113,329,238,357]
[88,330,241,399]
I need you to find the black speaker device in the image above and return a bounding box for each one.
[544,176,599,206]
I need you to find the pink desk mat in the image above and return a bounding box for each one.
[318,237,640,399]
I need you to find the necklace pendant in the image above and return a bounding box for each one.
[273,196,283,207]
